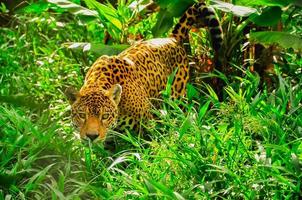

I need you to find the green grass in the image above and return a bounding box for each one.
[1,3,302,200]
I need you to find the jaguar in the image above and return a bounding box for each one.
[66,1,223,141]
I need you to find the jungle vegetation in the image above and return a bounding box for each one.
[0,0,301,199]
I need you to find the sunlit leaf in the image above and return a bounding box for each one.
[67,42,83,49]
[83,43,91,52]
[64,42,129,55]
[128,0,154,13]
[211,0,257,17]
[47,0,98,17]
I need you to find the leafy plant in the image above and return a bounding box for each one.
[151,0,195,37]
[249,31,302,50]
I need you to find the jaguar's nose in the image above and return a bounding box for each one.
[86,133,99,141]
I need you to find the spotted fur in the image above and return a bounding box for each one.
[67,1,223,141]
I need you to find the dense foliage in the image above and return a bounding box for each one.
[0,0,301,199]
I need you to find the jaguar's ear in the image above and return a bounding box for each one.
[107,84,122,105]
[65,87,79,104]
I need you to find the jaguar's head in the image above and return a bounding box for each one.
[66,84,122,142]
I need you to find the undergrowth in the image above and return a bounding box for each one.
[0,2,302,200]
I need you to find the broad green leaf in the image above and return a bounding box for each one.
[154,0,172,8]
[155,0,193,10]
[250,6,282,26]
[165,0,194,17]
[64,42,129,55]
[17,2,49,14]
[152,9,174,37]
[83,0,122,30]
[152,0,194,37]
[249,31,302,51]
[235,0,294,7]
[211,0,257,17]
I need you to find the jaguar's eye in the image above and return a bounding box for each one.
[102,113,109,120]
[78,112,86,119]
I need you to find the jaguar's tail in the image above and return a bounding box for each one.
[171,2,223,53]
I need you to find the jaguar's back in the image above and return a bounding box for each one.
[118,38,188,98]
[66,1,223,141]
